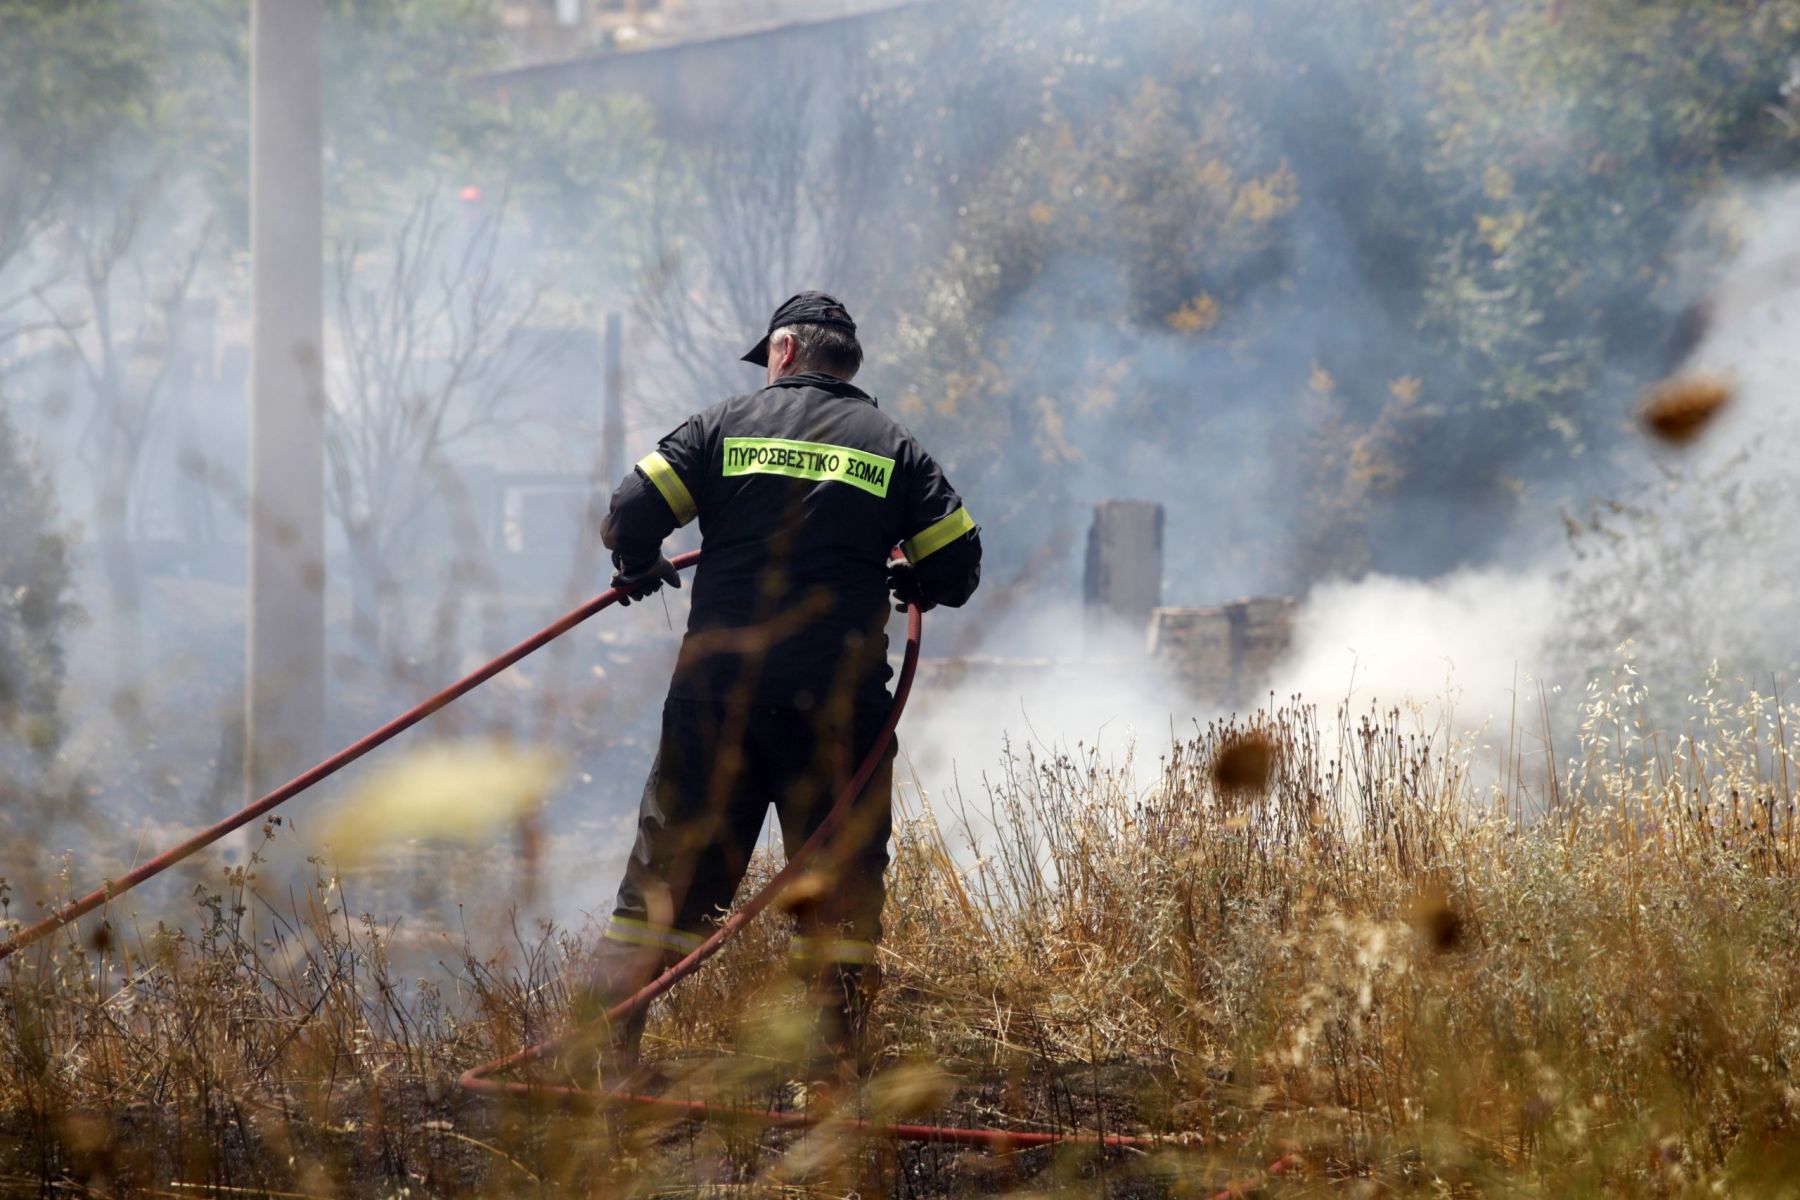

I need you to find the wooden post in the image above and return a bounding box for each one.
[245,0,325,808]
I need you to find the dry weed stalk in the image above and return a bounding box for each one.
[9,687,1800,1194]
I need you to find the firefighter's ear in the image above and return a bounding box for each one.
[768,330,800,382]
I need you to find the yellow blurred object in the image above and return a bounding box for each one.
[320,741,564,861]
[867,1062,957,1120]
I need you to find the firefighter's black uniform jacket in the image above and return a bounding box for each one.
[592,369,980,987]
[602,369,981,709]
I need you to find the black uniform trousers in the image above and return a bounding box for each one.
[581,695,894,1069]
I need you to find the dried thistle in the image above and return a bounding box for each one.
[775,871,833,921]
[1406,883,1464,954]
[1641,374,1732,445]
[1212,731,1275,793]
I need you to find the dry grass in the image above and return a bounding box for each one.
[10,680,1800,1196]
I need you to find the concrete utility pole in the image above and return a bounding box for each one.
[601,312,625,489]
[246,0,325,805]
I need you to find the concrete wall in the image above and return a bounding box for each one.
[1147,597,1297,709]
[906,599,1295,714]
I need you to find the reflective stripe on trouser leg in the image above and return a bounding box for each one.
[603,915,707,955]
[788,935,878,966]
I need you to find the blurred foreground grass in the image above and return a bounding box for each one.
[8,678,1800,1197]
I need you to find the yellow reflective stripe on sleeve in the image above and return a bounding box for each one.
[638,451,698,526]
[901,506,975,563]
[788,935,878,965]
[604,916,706,953]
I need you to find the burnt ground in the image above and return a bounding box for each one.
[0,1056,1230,1198]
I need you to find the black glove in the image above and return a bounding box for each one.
[887,559,935,613]
[611,555,682,606]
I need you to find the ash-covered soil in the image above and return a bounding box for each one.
[0,1055,1202,1198]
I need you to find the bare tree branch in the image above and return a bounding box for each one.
[631,66,882,418]
[325,188,558,663]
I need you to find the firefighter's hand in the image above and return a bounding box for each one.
[611,555,682,605]
[887,560,935,613]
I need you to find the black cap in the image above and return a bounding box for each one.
[741,291,858,367]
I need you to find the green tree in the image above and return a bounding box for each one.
[1404,0,1800,470]
[864,0,1324,595]
[0,0,155,285]
[873,0,1800,595]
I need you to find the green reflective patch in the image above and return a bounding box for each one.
[722,437,894,498]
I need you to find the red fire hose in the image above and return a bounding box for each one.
[0,551,1169,1154]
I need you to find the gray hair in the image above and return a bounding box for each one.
[771,322,863,381]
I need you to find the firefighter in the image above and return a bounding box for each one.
[577,291,982,1083]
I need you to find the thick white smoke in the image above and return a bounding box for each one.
[1678,182,1800,453]
[1268,568,1559,736]
[894,599,1188,849]
[1263,179,1800,748]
